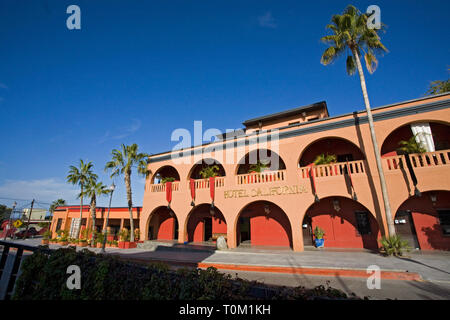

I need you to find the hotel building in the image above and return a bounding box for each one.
[50,93,450,252]
[140,93,450,252]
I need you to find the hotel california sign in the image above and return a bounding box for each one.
[224,185,309,199]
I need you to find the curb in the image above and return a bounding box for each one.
[196,262,423,281]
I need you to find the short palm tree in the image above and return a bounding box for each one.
[105,144,148,242]
[398,135,427,154]
[313,153,337,165]
[320,5,395,237]
[67,160,97,238]
[80,178,110,246]
[199,165,220,178]
[49,199,66,216]
[249,161,269,173]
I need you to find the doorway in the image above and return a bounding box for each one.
[204,217,212,241]
[302,216,313,246]
[395,210,420,249]
[239,217,251,243]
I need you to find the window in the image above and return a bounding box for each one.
[289,121,300,126]
[307,117,319,122]
[355,212,371,235]
[55,218,63,232]
[437,210,450,236]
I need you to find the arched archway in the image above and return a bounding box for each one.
[151,165,181,184]
[298,137,365,167]
[236,149,286,175]
[186,204,227,243]
[395,191,450,251]
[235,201,293,248]
[381,121,450,157]
[188,158,226,179]
[147,206,179,241]
[303,197,380,250]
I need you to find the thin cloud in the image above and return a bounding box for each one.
[258,11,277,29]
[0,178,79,205]
[98,119,141,143]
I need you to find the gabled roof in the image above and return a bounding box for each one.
[242,101,328,127]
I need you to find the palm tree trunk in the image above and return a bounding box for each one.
[352,48,396,237]
[91,196,96,246]
[125,171,135,242]
[77,184,83,238]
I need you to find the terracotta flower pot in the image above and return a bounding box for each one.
[60,241,68,246]
[41,239,49,245]
[79,242,88,247]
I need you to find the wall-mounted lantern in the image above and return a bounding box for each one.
[332,199,341,212]
[430,194,437,206]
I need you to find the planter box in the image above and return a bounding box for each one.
[118,241,137,249]
[41,239,49,245]
[96,243,103,248]
[59,241,68,246]
[78,242,88,247]
[314,238,324,248]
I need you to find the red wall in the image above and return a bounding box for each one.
[239,202,292,247]
[157,216,175,240]
[398,191,450,251]
[187,206,227,242]
[307,198,380,249]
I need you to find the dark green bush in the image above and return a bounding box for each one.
[13,247,356,300]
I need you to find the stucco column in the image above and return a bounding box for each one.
[226,226,237,249]
[120,218,124,230]
[292,220,304,252]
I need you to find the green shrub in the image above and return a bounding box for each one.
[313,226,325,239]
[12,247,357,300]
[379,235,411,256]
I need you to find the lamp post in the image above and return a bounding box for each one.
[101,183,115,253]
[4,201,17,241]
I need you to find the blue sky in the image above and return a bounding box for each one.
[0,0,448,210]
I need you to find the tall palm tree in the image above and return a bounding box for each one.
[105,144,148,242]
[81,178,110,246]
[320,5,395,236]
[66,160,97,238]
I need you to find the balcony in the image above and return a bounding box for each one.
[384,149,450,171]
[236,170,286,184]
[299,160,366,179]
[150,181,180,192]
[189,177,225,189]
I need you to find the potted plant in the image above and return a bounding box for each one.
[134,228,141,242]
[78,239,88,247]
[59,230,69,246]
[112,240,119,248]
[199,165,220,179]
[313,226,325,248]
[161,177,175,184]
[41,230,52,245]
[96,232,105,248]
[118,228,136,249]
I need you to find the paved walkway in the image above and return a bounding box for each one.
[4,238,450,282]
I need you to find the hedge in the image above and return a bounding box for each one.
[12,247,359,300]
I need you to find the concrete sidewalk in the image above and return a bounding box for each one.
[5,238,450,282]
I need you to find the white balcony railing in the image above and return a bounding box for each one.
[299,160,366,179]
[236,170,286,185]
